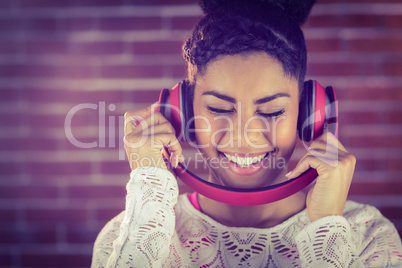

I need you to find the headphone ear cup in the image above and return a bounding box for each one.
[325,86,338,137]
[298,80,315,142]
[179,81,195,142]
[158,88,171,121]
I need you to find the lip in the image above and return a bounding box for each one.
[219,151,272,176]
[219,151,270,157]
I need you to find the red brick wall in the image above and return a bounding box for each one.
[0,0,401,267]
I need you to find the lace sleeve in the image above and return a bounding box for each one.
[295,204,402,267]
[91,167,180,268]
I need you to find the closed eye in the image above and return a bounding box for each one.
[206,106,235,114]
[257,110,285,118]
[207,106,285,118]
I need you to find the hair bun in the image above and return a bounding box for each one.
[198,0,316,25]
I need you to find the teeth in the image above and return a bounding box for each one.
[223,153,267,167]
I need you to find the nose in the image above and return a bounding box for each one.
[231,113,276,151]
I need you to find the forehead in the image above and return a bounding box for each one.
[196,52,298,98]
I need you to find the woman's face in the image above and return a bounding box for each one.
[192,52,299,189]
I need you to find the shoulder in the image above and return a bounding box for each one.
[343,200,389,224]
[343,200,398,240]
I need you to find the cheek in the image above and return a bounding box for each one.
[194,112,228,149]
[271,110,298,150]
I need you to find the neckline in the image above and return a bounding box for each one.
[183,193,309,232]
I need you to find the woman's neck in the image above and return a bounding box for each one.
[197,189,307,228]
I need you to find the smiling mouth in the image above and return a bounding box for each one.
[220,152,269,168]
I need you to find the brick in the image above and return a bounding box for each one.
[306,62,377,76]
[0,19,23,33]
[0,0,15,8]
[23,40,69,55]
[70,0,125,7]
[66,226,99,243]
[349,182,402,195]
[100,64,164,78]
[20,253,91,267]
[0,64,94,79]
[0,40,19,54]
[380,207,402,220]
[28,113,94,129]
[340,86,402,101]
[22,18,58,33]
[127,89,160,103]
[170,64,187,78]
[95,208,122,222]
[0,209,17,222]
[305,14,384,28]
[347,136,402,148]
[384,111,402,124]
[100,160,131,175]
[0,138,59,151]
[305,38,341,52]
[354,159,382,172]
[0,113,23,127]
[340,111,379,125]
[59,137,105,150]
[385,15,402,28]
[0,162,20,175]
[26,162,92,176]
[0,254,12,267]
[67,185,125,198]
[127,0,192,4]
[384,60,402,76]
[348,37,402,52]
[99,17,162,31]
[19,0,71,8]
[171,16,202,30]
[0,227,57,244]
[0,88,20,102]
[25,208,88,223]
[70,41,124,55]
[60,17,95,32]
[21,89,127,104]
[386,159,402,171]
[132,41,184,55]
[0,186,59,199]
[341,0,402,3]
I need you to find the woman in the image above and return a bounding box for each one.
[92,0,402,267]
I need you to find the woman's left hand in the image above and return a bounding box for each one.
[287,132,356,222]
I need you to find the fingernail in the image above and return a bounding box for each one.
[285,171,292,178]
[170,152,175,168]
[174,154,179,168]
[178,154,185,163]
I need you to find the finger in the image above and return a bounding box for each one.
[140,121,176,137]
[287,155,338,179]
[124,102,160,136]
[151,133,184,168]
[125,110,168,136]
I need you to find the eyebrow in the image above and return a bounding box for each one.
[202,91,290,104]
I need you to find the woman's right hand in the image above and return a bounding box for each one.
[123,102,184,171]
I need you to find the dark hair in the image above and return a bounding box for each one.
[183,0,315,95]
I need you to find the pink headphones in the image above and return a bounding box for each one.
[157,80,338,206]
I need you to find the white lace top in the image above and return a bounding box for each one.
[92,167,402,267]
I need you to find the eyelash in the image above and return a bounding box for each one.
[206,106,285,118]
